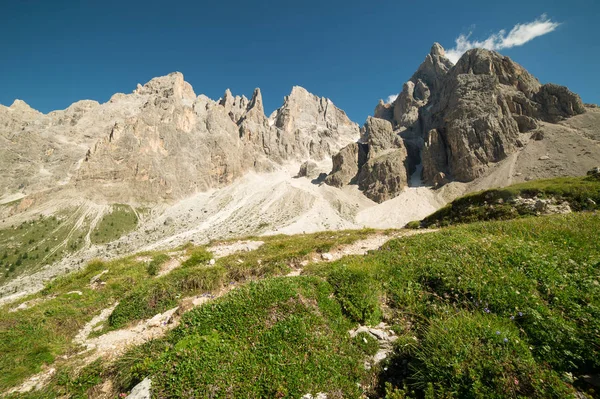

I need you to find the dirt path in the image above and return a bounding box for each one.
[6,229,438,394]
[208,240,265,258]
[287,229,436,276]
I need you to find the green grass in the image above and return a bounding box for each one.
[0,212,86,285]
[3,213,599,398]
[0,229,376,395]
[0,255,149,392]
[418,175,600,227]
[146,253,169,276]
[107,229,376,330]
[215,228,376,280]
[111,277,371,398]
[90,204,138,244]
[96,213,599,398]
[309,212,600,397]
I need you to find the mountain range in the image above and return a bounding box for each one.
[1,43,599,302]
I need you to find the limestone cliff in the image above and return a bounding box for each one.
[326,43,588,202]
[0,73,358,202]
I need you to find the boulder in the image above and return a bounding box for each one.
[126,377,151,399]
[535,83,586,123]
[357,149,408,202]
[324,143,362,187]
[296,161,320,178]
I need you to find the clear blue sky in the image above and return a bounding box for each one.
[1,0,598,123]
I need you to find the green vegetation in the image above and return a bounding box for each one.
[108,230,374,330]
[93,213,598,398]
[113,278,370,398]
[312,212,599,397]
[91,204,138,244]
[0,229,375,395]
[215,228,375,280]
[0,256,148,392]
[180,247,212,268]
[418,175,600,227]
[0,212,85,285]
[146,253,169,276]
[2,208,599,398]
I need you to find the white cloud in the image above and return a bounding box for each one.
[446,14,560,64]
[386,94,398,104]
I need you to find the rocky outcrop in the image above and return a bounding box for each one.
[422,129,447,183]
[418,48,586,183]
[374,100,393,121]
[1,73,358,202]
[535,83,586,123]
[370,45,586,188]
[325,117,409,202]
[296,160,319,178]
[356,118,408,201]
[357,149,408,202]
[389,43,453,131]
[324,142,365,187]
[426,71,522,181]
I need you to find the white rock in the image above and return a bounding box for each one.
[321,253,334,261]
[126,377,152,399]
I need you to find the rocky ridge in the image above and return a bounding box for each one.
[1,73,358,203]
[327,43,592,201]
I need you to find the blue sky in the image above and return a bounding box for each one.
[1,0,598,123]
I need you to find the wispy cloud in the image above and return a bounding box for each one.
[386,94,398,104]
[446,14,560,64]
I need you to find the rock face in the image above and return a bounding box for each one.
[325,43,588,199]
[296,160,320,178]
[1,73,358,202]
[324,142,365,187]
[325,117,409,202]
[418,48,586,183]
[361,44,586,190]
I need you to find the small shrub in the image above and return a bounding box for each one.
[354,331,380,356]
[181,248,212,268]
[109,281,178,329]
[405,220,421,229]
[146,254,169,276]
[326,263,381,325]
[56,359,104,396]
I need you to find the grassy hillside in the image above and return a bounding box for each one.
[90,204,138,245]
[0,229,375,395]
[0,211,87,285]
[414,175,600,228]
[3,212,598,398]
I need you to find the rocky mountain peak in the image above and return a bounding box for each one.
[8,99,40,115]
[328,43,591,202]
[430,42,445,57]
[135,71,196,102]
[288,85,310,99]
[247,88,264,115]
[452,48,541,96]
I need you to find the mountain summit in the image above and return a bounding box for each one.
[325,43,597,201]
[0,75,358,202]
